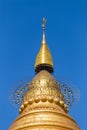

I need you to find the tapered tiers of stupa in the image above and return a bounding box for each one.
[35,18,53,74]
[9,18,80,130]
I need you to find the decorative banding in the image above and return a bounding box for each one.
[20,104,24,110]
[24,101,28,107]
[59,100,64,106]
[34,97,40,103]
[29,98,33,105]
[41,96,47,102]
[19,95,68,114]
[54,98,59,104]
[48,96,53,103]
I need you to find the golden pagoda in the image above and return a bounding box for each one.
[9,18,80,130]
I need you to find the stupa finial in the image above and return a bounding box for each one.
[34,18,54,73]
[42,17,47,43]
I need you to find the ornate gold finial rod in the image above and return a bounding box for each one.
[42,17,47,43]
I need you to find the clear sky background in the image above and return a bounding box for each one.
[0,0,87,129]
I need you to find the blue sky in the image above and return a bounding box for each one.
[0,0,87,129]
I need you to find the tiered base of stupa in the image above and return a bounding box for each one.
[9,102,80,130]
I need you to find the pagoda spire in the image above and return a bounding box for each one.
[34,18,54,74]
[9,18,80,130]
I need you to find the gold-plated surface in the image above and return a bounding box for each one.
[20,70,68,114]
[9,71,80,130]
[9,19,80,130]
[34,18,53,69]
[9,74,80,129]
[34,40,53,68]
[9,110,80,130]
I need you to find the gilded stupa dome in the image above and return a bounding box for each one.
[9,18,80,130]
[19,70,68,115]
[9,69,80,130]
